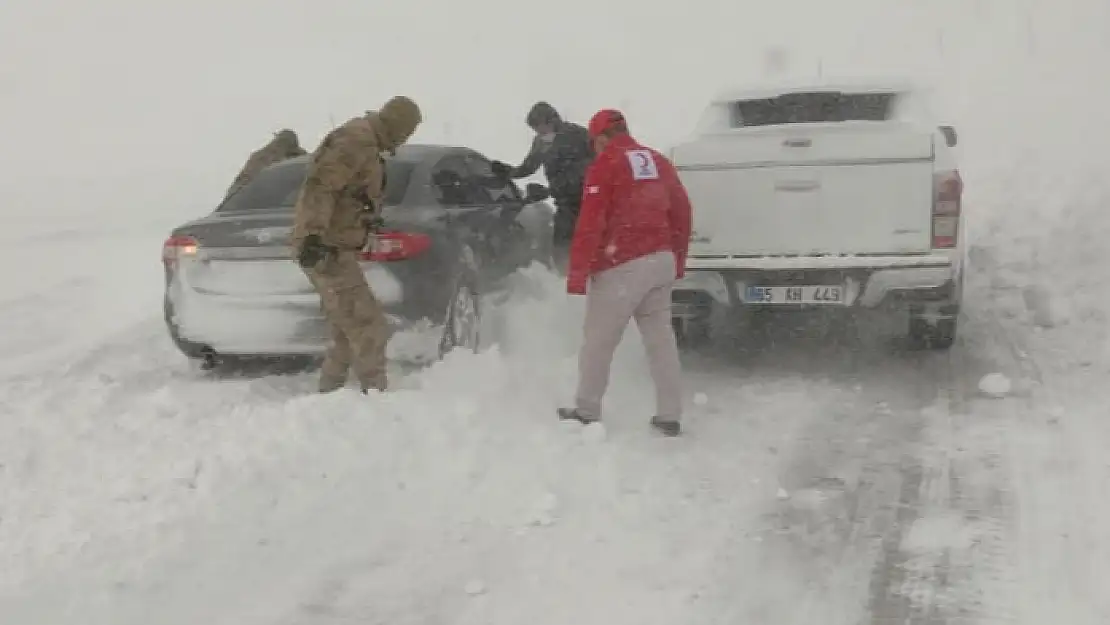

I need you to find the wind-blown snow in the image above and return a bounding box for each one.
[3,0,1110,623]
[0,267,859,625]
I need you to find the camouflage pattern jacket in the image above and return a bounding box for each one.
[226,129,306,198]
[291,97,422,253]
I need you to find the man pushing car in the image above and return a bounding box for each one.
[291,96,423,394]
[491,101,594,272]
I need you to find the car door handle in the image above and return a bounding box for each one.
[782,138,812,148]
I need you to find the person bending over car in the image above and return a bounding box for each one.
[491,101,593,272]
[225,129,308,199]
[291,96,423,394]
[558,109,693,437]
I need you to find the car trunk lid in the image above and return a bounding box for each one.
[170,209,313,297]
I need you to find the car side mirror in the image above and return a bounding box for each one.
[938,125,958,148]
[524,183,550,203]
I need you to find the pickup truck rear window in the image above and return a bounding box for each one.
[733,92,895,127]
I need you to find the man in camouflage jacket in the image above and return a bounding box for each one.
[225,129,307,198]
[290,96,422,393]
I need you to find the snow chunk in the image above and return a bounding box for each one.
[978,373,1013,398]
[464,579,487,596]
[776,487,790,500]
[692,392,709,407]
[901,513,975,554]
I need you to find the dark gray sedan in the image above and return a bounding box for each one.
[162,144,555,368]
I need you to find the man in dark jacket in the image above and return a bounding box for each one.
[491,102,593,272]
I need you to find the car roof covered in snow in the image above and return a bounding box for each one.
[711,76,925,103]
[277,144,470,168]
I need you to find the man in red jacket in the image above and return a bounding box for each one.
[557,109,693,436]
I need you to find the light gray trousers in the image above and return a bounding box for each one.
[574,251,683,421]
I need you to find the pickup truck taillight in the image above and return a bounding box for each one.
[932,170,963,249]
[360,231,431,262]
[162,235,199,267]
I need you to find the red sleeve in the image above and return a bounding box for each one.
[566,159,611,293]
[660,156,692,278]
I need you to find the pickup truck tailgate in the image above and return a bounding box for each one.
[673,122,936,257]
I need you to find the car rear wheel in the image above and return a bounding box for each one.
[438,276,482,357]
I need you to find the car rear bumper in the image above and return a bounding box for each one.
[169,302,412,357]
[671,253,961,320]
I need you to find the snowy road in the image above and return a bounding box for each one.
[4,0,1110,621]
[0,263,1039,625]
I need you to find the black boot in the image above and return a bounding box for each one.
[557,407,598,425]
[650,417,681,437]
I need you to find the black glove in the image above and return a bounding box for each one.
[490,160,513,179]
[297,234,331,269]
[361,213,385,233]
[354,186,376,206]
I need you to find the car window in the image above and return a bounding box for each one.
[465,154,522,203]
[430,155,493,205]
[217,161,306,212]
[731,91,898,127]
[216,158,415,212]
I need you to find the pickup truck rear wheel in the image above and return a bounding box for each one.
[908,316,957,350]
[673,317,710,348]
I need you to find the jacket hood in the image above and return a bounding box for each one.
[375,95,423,150]
[272,129,301,152]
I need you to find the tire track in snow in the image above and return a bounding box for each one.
[865,285,1024,624]
[682,319,968,624]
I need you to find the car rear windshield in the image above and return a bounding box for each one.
[732,91,896,127]
[216,159,416,212]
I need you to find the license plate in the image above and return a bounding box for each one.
[744,285,845,305]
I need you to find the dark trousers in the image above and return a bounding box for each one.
[551,199,580,275]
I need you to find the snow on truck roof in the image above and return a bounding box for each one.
[711,77,924,103]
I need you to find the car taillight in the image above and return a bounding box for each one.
[360,231,431,262]
[932,170,963,249]
[162,235,199,267]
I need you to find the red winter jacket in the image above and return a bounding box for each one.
[566,133,693,294]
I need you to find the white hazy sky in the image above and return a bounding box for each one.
[1,0,1107,219]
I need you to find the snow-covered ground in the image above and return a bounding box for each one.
[3,0,1110,623]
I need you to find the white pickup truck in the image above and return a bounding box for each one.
[669,80,966,349]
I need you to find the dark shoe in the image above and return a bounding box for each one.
[650,417,681,437]
[557,407,599,425]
